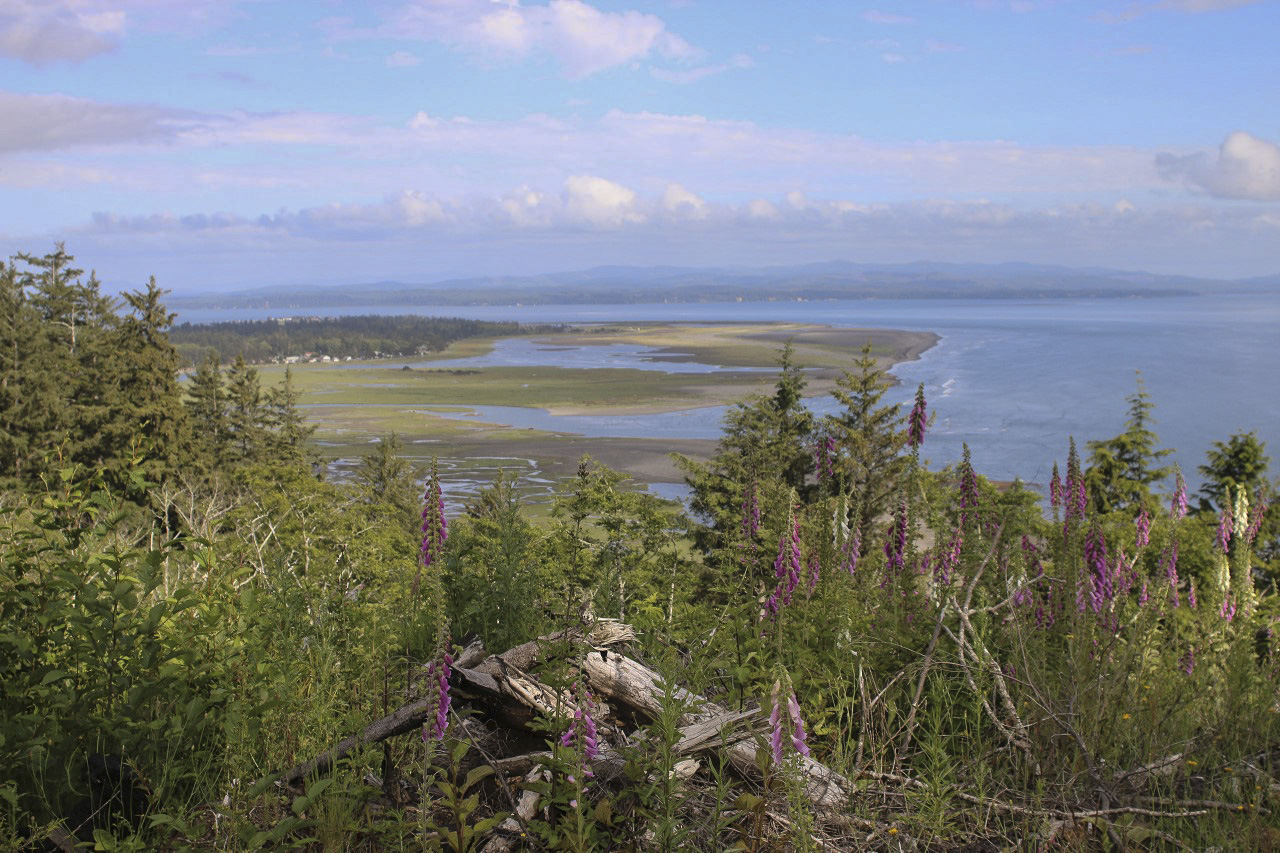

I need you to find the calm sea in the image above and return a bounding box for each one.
[180,293,1280,493]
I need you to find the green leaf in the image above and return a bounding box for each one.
[39,669,68,686]
[464,765,495,790]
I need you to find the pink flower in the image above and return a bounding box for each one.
[420,458,449,569]
[907,384,927,449]
[422,650,453,743]
[769,680,810,763]
[1135,509,1151,549]
[1216,507,1233,553]
[1171,471,1188,521]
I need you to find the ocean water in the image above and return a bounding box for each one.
[181,293,1280,493]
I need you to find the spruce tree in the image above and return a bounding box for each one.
[1085,374,1172,514]
[826,342,909,531]
[679,342,814,552]
[185,352,229,468]
[263,367,316,466]
[225,355,266,465]
[100,277,189,487]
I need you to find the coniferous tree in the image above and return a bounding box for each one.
[225,355,266,465]
[355,432,420,529]
[1085,374,1172,514]
[184,352,229,468]
[1198,431,1270,514]
[679,342,814,552]
[263,367,316,466]
[826,342,909,532]
[97,277,189,488]
[0,261,49,484]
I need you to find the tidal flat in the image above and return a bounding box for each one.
[257,323,936,498]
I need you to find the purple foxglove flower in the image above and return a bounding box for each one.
[1135,509,1151,549]
[1188,578,1198,610]
[882,498,909,585]
[560,688,599,779]
[769,682,785,765]
[420,459,449,569]
[1050,463,1062,512]
[1181,646,1195,676]
[1216,507,1233,553]
[1247,490,1269,544]
[842,525,861,575]
[907,384,927,449]
[786,692,811,757]
[1220,593,1237,623]
[1171,471,1188,521]
[958,445,980,521]
[1064,439,1086,524]
[422,650,453,742]
[1085,524,1111,613]
[1139,580,1149,606]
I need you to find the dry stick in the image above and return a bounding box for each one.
[862,769,1212,821]
[897,601,948,758]
[276,696,440,787]
[854,658,867,768]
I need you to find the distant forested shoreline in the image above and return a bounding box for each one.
[169,314,567,365]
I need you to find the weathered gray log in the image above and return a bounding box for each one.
[579,647,857,814]
[580,649,711,725]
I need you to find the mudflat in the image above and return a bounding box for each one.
[260,323,936,492]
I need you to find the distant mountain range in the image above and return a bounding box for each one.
[167,261,1277,310]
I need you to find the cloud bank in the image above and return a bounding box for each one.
[382,0,696,78]
[1157,132,1280,201]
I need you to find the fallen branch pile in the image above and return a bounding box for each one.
[258,619,1273,850]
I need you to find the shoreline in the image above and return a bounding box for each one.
[289,322,940,488]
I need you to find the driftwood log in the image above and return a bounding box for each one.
[268,619,857,818]
[260,619,1245,849]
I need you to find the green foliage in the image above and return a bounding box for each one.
[678,342,815,557]
[1085,373,1173,514]
[825,342,910,532]
[0,468,246,844]
[3,245,1278,849]
[1199,431,1271,513]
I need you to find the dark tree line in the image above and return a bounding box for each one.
[0,246,313,493]
[169,315,560,366]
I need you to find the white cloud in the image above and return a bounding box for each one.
[1157,0,1261,11]
[661,183,708,219]
[563,175,642,226]
[56,189,1280,288]
[383,0,697,78]
[1157,132,1280,201]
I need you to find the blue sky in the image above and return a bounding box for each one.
[2,0,1279,293]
